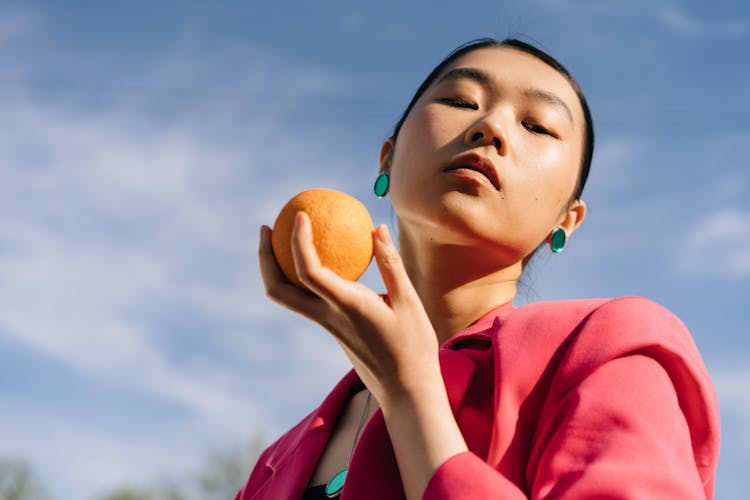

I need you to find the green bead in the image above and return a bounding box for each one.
[325,469,347,497]
[374,173,390,198]
[551,227,566,253]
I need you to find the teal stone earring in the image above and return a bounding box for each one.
[550,227,566,253]
[373,173,390,198]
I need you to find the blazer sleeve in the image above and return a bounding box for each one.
[423,451,527,498]
[424,297,720,499]
[528,354,707,498]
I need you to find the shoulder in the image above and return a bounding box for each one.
[569,296,699,362]
[499,297,716,417]
[505,298,721,489]
[490,296,712,397]
[578,295,688,333]
[510,295,681,324]
[502,296,692,347]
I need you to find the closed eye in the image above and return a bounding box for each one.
[438,97,478,110]
[522,121,553,136]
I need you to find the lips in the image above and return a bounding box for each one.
[443,153,501,191]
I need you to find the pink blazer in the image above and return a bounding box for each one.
[236,297,720,499]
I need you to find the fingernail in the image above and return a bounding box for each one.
[293,211,307,229]
[376,225,393,245]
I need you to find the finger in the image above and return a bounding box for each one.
[258,224,329,322]
[378,293,391,307]
[291,212,390,317]
[290,212,350,300]
[373,224,418,306]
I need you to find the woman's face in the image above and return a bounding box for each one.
[383,46,587,265]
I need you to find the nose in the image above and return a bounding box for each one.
[464,114,506,156]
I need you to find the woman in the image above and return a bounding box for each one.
[236,38,720,499]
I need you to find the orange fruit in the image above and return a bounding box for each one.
[271,188,374,287]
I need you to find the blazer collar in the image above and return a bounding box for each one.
[342,347,477,499]
[257,311,497,499]
[442,300,514,349]
[258,369,362,499]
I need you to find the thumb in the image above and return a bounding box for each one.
[373,225,416,306]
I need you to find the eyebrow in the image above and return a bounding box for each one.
[436,67,575,125]
[437,67,492,89]
[521,87,574,125]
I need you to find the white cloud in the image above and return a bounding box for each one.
[657,5,749,38]
[0,103,336,363]
[0,396,208,500]
[678,208,750,277]
[710,366,750,498]
[714,368,750,421]
[585,135,645,195]
[0,40,363,499]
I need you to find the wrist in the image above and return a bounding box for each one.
[379,363,445,416]
[380,367,466,456]
[377,368,468,499]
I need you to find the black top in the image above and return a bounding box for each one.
[303,484,339,500]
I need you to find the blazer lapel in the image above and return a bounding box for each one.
[342,348,477,499]
[255,370,362,500]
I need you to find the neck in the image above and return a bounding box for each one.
[397,226,520,345]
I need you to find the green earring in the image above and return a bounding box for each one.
[550,227,566,253]
[374,173,390,198]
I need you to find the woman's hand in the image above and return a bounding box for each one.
[259,212,469,499]
[258,211,440,403]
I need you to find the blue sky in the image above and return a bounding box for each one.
[0,1,748,498]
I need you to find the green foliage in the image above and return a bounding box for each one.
[0,436,266,500]
[0,458,49,500]
[97,435,266,500]
[196,436,266,500]
[98,483,184,500]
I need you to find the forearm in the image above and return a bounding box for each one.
[379,371,469,500]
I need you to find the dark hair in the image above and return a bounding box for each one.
[391,38,594,201]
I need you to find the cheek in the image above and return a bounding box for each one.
[390,110,454,183]
[421,106,465,140]
[524,142,579,205]
[503,146,577,236]
[399,106,465,153]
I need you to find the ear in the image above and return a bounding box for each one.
[379,137,395,175]
[557,198,587,238]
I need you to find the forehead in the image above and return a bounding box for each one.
[435,46,584,121]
